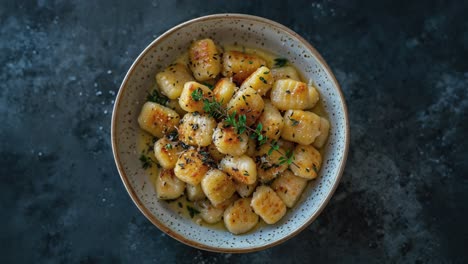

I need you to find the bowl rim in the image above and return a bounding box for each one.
[111,13,350,253]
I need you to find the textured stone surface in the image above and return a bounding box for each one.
[1,0,467,263]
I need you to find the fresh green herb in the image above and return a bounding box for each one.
[268,144,280,155]
[187,205,200,218]
[289,117,300,126]
[263,71,270,74]
[147,89,169,105]
[139,154,158,169]
[191,88,203,101]
[248,60,253,64]
[274,58,288,68]
[279,149,295,165]
[191,96,299,168]
[165,143,173,150]
[259,76,267,84]
[202,82,214,90]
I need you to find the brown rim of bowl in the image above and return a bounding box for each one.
[111,13,350,253]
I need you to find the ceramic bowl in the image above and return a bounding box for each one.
[111,13,349,253]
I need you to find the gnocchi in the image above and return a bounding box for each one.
[178,113,216,147]
[222,50,266,84]
[189,39,221,81]
[156,63,195,99]
[138,102,180,138]
[270,79,319,110]
[137,38,330,235]
[224,198,259,234]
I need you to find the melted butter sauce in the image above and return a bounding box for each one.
[137,45,329,231]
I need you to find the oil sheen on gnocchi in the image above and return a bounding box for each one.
[137,38,330,235]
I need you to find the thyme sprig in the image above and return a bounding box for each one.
[191,90,298,167]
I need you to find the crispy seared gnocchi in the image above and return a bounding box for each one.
[153,137,183,169]
[281,109,321,145]
[137,38,331,235]
[212,123,248,156]
[138,102,180,138]
[189,39,221,81]
[178,81,213,113]
[271,170,308,207]
[270,79,319,110]
[227,87,265,126]
[174,148,210,185]
[178,113,216,147]
[224,198,259,234]
[201,169,236,206]
[251,186,286,224]
[222,50,266,84]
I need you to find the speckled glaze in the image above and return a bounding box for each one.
[111,14,349,253]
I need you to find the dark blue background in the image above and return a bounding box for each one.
[1,0,467,263]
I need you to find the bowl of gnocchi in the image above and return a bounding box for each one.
[111,14,349,252]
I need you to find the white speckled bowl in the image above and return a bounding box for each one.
[111,14,349,253]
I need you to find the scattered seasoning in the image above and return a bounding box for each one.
[178,202,183,208]
[243,170,250,176]
[248,60,253,64]
[191,123,199,130]
[167,130,179,141]
[285,90,291,94]
[263,71,270,74]
[180,142,190,149]
[178,163,185,169]
[259,76,267,84]
[312,164,319,173]
[274,58,288,68]
[165,143,173,150]
[187,205,200,218]
[139,154,159,169]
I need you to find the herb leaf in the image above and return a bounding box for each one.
[289,117,300,126]
[191,88,203,101]
[187,205,200,218]
[147,89,169,105]
[274,58,288,68]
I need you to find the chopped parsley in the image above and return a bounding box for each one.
[274,58,288,68]
[289,117,300,126]
[187,205,200,218]
[191,88,203,101]
[147,89,169,105]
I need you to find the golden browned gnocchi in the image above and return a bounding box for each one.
[224,198,259,234]
[137,38,330,235]
[270,79,319,110]
[178,81,213,113]
[178,112,216,147]
[222,50,266,84]
[153,137,183,169]
[212,123,248,156]
[281,109,321,145]
[156,63,195,99]
[138,102,180,138]
[227,87,264,126]
[189,39,221,81]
